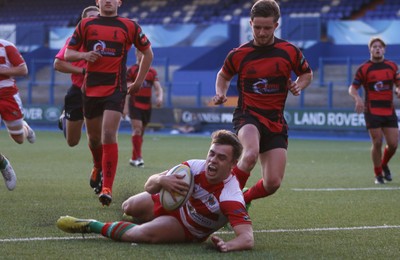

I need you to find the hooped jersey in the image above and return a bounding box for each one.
[179,159,251,239]
[351,60,400,116]
[222,37,312,133]
[67,15,151,97]
[0,39,25,92]
[126,64,159,110]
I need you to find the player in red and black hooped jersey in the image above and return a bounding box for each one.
[125,50,163,168]
[213,0,312,205]
[65,0,153,206]
[349,37,400,184]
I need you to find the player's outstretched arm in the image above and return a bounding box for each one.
[211,224,254,252]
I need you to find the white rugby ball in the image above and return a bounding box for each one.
[160,164,194,211]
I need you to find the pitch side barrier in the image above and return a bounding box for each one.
[20,106,389,138]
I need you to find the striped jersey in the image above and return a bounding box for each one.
[222,37,312,132]
[127,64,158,110]
[67,15,151,97]
[351,60,400,116]
[179,159,251,239]
[0,39,25,91]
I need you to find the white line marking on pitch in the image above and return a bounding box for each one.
[292,187,400,191]
[1,225,400,242]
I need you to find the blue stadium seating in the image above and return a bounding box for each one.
[1,0,395,27]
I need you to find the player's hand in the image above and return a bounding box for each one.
[395,87,400,99]
[127,82,141,95]
[84,51,102,63]
[211,235,228,252]
[288,78,301,96]
[354,99,364,114]
[159,174,189,197]
[212,94,227,105]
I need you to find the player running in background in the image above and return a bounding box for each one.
[57,130,253,252]
[0,153,16,191]
[54,6,102,195]
[349,37,400,184]
[0,39,36,145]
[213,0,312,205]
[125,49,163,168]
[65,0,153,206]
[54,6,99,146]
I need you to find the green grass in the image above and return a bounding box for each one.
[1,130,399,259]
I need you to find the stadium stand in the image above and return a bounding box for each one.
[0,0,387,27]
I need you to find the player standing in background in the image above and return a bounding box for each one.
[54,6,102,194]
[0,153,16,191]
[213,0,312,205]
[0,39,36,145]
[65,0,153,206]
[125,49,163,168]
[57,130,254,252]
[349,37,400,184]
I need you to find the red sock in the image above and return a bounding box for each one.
[232,166,250,190]
[132,135,143,159]
[244,179,269,204]
[374,166,382,177]
[102,143,118,190]
[381,146,395,167]
[89,145,103,169]
[101,221,136,241]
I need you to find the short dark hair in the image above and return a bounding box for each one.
[81,6,99,19]
[250,0,280,22]
[211,130,243,162]
[368,37,386,49]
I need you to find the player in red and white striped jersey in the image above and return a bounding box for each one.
[56,130,253,252]
[0,39,36,145]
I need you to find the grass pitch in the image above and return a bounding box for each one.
[1,130,399,259]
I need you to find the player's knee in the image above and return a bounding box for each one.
[11,135,24,144]
[242,151,258,168]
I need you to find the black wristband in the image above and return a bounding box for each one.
[82,68,86,75]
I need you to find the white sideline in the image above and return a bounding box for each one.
[292,187,400,191]
[1,225,400,242]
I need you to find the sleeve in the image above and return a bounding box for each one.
[292,45,312,76]
[67,22,83,51]
[351,66,364,89]
[132,21,151,52]
[5,45,25,67]
[220,200,251,228]
[221,49,238,77]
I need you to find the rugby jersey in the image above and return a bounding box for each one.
[351,60,400,116]
[0,39,25,90]
[67,15,151,97]
[127,64,158,110]
[221,37,312,132]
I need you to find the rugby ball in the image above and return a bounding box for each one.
[160,164,194,211]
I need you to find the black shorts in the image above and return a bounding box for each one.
[129,106,151,126]
[83,88,126,119]
[233,111,288,153]
[364,112,398,129]
[64,85,83,121]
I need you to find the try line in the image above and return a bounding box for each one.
[1,225,400,243]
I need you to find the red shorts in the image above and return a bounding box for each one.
[0,87,24,121]
[151,194,207,243]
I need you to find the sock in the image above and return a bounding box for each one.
[102,143,118,190]
[232,166,250,190]
[89,145,103,169]
[374,166,382,177]
[381,146,395,168]
[244,179,269,204]
[132,135,143,159]
[100,221,136,241]
[0,156,7,170]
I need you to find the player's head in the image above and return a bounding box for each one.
[82,6,99,19]
[249,0,280,46]
[96,0,121,16]
[206,130,243,183]
[368,37,386,61]
[211,130,242,162]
